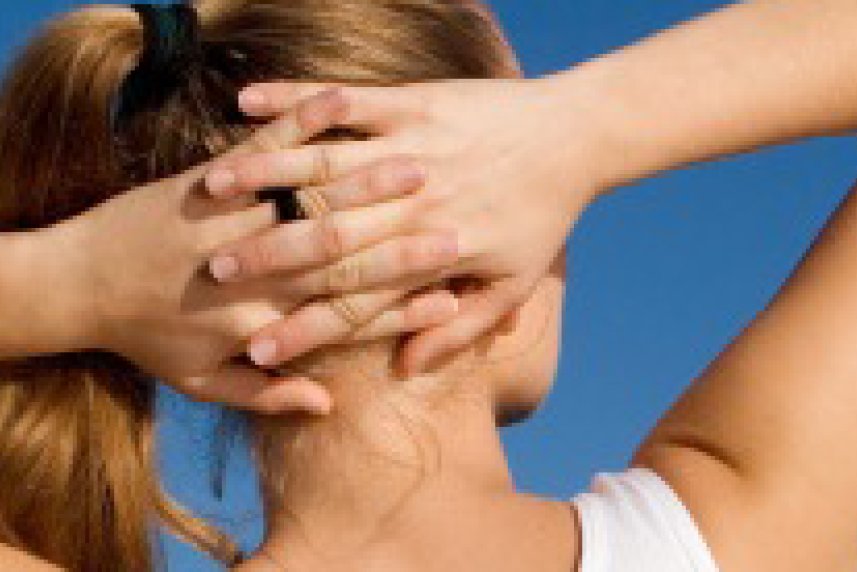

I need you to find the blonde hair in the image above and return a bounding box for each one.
[0,1,516,570]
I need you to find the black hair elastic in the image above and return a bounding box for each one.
[112,3,201,130]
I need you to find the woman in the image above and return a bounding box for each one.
[68,1,857,572]
[206,2,857,571]
[1,1,855,571]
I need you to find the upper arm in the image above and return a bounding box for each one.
[634,181,857,572]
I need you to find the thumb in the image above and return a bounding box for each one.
[178,365,333,415]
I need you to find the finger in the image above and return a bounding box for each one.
[285,232,458,297]
[292,159,425,221]
[260,291,459,385]
[198,200,277,254]
[246,288,408,367]
[180,366,333,415]
[240,84,423,132]
[205,139,397,200]
[399,280,526,376]
[239,83,339,117]
[205,89,349,197]
[350,289,459,341]
[209,193,433,282]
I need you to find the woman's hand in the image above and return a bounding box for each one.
[205,75,611,375]
[59,102,458,413]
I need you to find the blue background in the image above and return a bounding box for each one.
[3,1,857,569]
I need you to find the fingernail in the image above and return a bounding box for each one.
[302,386,334,415]
[239,89,267,112]
[249,339,278,367]
[206,169,237,197]
[186,377,207,389]
[209,256,240,282]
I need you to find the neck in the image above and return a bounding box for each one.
[241,370,578,572]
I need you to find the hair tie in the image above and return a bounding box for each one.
[112,2,201,130]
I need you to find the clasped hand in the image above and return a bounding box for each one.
[69,75,604,414]
[203,77,605,390]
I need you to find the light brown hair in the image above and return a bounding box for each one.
[0,1,516,570]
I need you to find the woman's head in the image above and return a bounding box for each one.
[0,0,557,569]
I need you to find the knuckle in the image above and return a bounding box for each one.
[323,87,350,117]
[324,262,346,294]
[400,237,434,271]
[410,87,436,122]
[406,295,440,325]
[293,88,350,134]
[326,258,361,294]
[313,145,334,185]
[295,91,337,135]
[248,130,280,154]
[366,165,395,199]
[377,157,420,195]
[241,237,279,276]
[397,241,420,271]
[401,304,422,329]
[315,216,347,263]
[405,294,441,326]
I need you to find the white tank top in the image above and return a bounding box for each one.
[572,468,720,572]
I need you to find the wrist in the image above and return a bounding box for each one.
[544,58,690,195]
[17,221,98,354]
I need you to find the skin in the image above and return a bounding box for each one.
[6,0,857,568]
[0,546,60,572]
[236,169,857,572]
[0,96,459,415]
[213,0,857,376]
[208,0,857,569]
[238,252,571,572]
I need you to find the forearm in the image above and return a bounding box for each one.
[561,0,857,190]
[635,178,857,570]
[0,544,62,571]
[0,226,91,359]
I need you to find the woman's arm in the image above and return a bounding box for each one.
[210,0,857,375]
[635,178,857,571]
[0,545,62,571]
[570,0,857,188]
[0,227,92,359]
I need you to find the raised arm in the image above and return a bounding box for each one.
[635,177,857,571]
[571,0,857,187]
[208,0,857,376]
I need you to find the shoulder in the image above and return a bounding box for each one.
[572,468,720,572]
